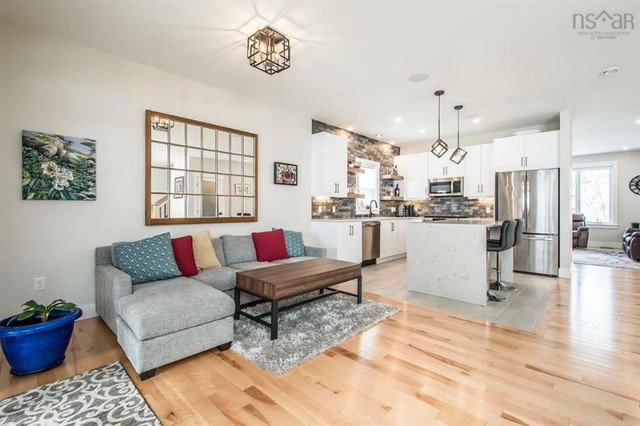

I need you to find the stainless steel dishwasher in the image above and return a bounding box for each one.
[362,221,381,266]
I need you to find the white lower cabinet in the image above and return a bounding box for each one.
[380,220,408,259]
[310,221,362,263]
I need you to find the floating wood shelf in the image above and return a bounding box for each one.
[347,167,365,174]
[381,196,404,201]
[347,193,365,199]
[381,175,404,180]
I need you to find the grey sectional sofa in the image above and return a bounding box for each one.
[95,234,326,379]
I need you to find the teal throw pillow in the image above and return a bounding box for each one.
[273,229,306,257]
[114,232,181,284]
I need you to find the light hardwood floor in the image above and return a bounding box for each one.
[1,262,639,425]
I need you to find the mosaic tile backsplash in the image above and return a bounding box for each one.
[311,120,494,219]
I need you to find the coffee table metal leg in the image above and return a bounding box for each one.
[270,300,279,340]
[234,288,240,320]
[357,275,362,304]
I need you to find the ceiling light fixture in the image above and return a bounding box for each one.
[247,26,290,75]
[473,117,481,124]
[635,119,640,125]
[430,90,448,158]
[601,66,619,77]
[623,146,630,150]
[419,128,426,134]
[394,117,403,123]
[408,73,429,83]
[151,116,174,132]
[450,105,467,164]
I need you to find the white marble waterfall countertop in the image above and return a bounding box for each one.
[414,218,502,227]
[310,217,419,222]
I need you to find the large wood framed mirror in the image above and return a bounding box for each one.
[145,110,258,225]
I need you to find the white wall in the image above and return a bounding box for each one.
[573,150,640,247]
[0,22,312,318]
[558,110,573,278]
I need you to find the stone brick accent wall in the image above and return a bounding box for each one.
[311,120,494,219]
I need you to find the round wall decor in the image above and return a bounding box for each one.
[630,175,640,195]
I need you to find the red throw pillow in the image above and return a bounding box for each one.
[171,236,199,277]
[252,229,290,262]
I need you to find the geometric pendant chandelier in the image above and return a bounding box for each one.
[450,105,467,164]
[247,26,291,75]
[430,90,448,158]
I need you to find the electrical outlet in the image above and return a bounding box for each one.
[486,206,491,214]
[332,206,336,213]
[34,277,46,291]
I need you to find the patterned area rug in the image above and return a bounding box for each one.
[0,362,160,425]
[573,248,640,270]
[232,292,399,375]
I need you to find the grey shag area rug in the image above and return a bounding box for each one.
[232,292,399,374]
[0,362,160,425]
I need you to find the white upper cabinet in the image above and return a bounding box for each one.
[494,130,559,172]
[494,135,525,172]
[311,132,348,197]
[464,144,494,197]
[524,131,559,170]
[428,153,464,179]
[394,152,428,199]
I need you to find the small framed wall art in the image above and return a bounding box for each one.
[22,130,96,201]
[274,162,298,186]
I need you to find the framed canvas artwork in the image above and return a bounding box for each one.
[22,130,96,201]
[274,162,297,186]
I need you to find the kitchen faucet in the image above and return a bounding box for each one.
[368,200,378,218]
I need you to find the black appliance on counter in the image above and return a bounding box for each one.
[396,204,416,217]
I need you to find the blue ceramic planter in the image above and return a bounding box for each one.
[0,308,82,375]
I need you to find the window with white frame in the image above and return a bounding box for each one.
[355,158,380,215]
[571,161,617,226]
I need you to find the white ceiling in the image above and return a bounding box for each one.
[1,0,638,155]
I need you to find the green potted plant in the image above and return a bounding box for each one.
[0,299,82,375]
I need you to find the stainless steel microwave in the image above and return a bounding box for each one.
[428,177,464,197]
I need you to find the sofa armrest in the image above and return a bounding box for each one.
[305,245,327,258]
[624,227,640,236]
[95,264,132,334]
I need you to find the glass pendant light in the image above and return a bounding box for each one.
[450,105,467,164]
[430,90,448,157]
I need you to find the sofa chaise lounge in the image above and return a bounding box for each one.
[95,234,326,379]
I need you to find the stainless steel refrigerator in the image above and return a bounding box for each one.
[496,169,559,276]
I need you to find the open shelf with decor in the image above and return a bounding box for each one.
[381,196,404,201]
[380,175,404,180]
[348,167,365,174]
[347,193,365,199]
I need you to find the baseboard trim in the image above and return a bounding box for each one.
[376,254,406,264]
[78,303,97,319]
[558,268,572,278]
[588,241,622,250]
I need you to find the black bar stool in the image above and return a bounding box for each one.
[487,220,515,301]
[490,218,523,292]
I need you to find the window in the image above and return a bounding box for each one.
[571,161,617,226]
[355,158,380,215]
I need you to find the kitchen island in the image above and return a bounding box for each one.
[407,219,513,306]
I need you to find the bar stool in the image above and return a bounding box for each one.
[487,220,515,301]
[490,218,523,292]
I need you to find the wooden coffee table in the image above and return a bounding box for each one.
[234,258,362,340]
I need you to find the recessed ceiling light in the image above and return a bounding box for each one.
[601,66,619,76]
[419,128,426,134]
[408,73,429,83]
[623,146,630,150]
[390,141,396,145]
[347,126,354,131]
[394,117,402,123]
[375,133,383,138]
[635,118,640,125]
[472,118,481,124]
